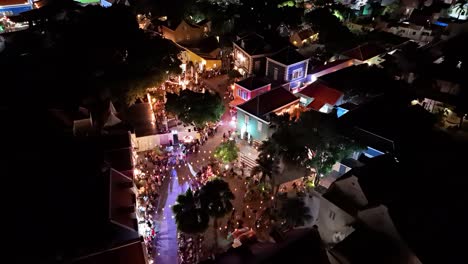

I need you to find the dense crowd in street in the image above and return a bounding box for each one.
[134,150,169,260]
[178,233,204,264]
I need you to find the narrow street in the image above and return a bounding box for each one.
[154,168,190,264]
[151,74,264,263]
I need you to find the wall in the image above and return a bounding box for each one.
[182,49,221,71]
[162,21,208,44]
[266,60,286,81]
[252,57,267,76]
[308,191,356,245]
[234,84,271,101]
[249,84,271,98]
[287,61,308,82]
[233,45,251,75]
[386,26,434,42]
[236,110,270,142]
[134,131,198,152]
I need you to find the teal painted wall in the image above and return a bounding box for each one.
[236,110,270,142]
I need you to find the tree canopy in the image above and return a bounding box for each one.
[304,7,356,52]
[214,140,239,163]
[279,197,312,227]
[172,188,210,234]
[0,4,181,109]
[165,90,225,127]
[261,111,364,185]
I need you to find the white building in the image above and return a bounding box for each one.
[384,23,435,43]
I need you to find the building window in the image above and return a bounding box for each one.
[273,68,279,80]
[238,89,248,100]
[244,114,249,125]
[257,121,262,132]
[329,210,336,220]
[292,68,303,79]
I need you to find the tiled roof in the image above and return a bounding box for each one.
[0,0,29,6]
[237,87,298,119]
[109,169,137,232]
[234,33,286,56]
[269,46,306,65]
[236,77,270,91]
[309,59,352,75]
[299,81,343,110]
[341,43,386,61]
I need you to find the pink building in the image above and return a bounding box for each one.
[229,77,271,108]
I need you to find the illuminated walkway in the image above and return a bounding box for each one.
[154,168,190,264]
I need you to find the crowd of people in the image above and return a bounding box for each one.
[134,149,170,260]
[178,233,204,264]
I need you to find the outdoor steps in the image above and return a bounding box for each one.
[240,153,257,170]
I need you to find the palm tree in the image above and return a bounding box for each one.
[279,197,312,228]
[172,188,209,234]
[251,140,279,188]
[199,179,235,248]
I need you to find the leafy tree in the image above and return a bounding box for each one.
[172,188,210,234]
[199,179,235,248]
[304,7,356,52]
[265,111,364,187]
[214,140,239,163]
[279,197,312,227]
[165,90,225,127]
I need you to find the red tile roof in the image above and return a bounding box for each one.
[299,82,343,111]
[237,87,298,119]
[341,43,385,61]
[0,0,29,6]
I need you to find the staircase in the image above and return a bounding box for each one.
[239,153,257,175]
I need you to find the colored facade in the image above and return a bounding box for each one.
[230,77,271,107]
[233,34,285,76]
[289,28,318,47]
[161,19,211,44]
[235,87,299,142]
[266,47,310,93]
[181,47,221,71]
[0,0,33,16]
